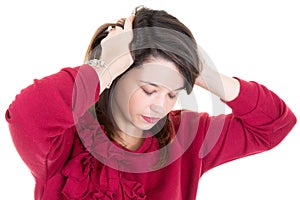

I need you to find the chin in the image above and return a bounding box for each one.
[141,124,157,131]
[134,121,157,132]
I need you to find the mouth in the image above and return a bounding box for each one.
[142,115,161,124]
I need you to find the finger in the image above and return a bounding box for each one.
[107,24,122,36]
[116,18,125,26]
[123,14,135,31]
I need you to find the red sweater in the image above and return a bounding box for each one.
[5,65,296,200]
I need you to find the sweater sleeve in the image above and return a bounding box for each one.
[199,78,297,174]
[5,65,100,180]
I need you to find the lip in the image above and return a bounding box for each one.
[142,115,161,124]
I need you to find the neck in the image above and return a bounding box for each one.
[115,131,145,151]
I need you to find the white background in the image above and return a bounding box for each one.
[1,0,299,199]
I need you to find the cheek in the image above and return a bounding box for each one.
[128,90,148,116]
[165,99,177,112]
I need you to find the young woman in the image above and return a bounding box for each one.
[6,7,296,200]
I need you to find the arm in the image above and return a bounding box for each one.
[5,66,100,180]
[195,63,297,173]
[5,15,135,180]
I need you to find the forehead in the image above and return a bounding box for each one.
[131,60,185,90]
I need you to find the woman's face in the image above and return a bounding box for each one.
[111,57,185,137]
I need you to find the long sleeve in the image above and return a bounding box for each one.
[197,78,297,174]
[5,65,100,180]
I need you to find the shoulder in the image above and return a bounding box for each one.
[169,109,209,122]
[169,109,210,133]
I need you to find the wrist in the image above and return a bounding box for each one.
[85,59,113,93]
[196,67,240,102]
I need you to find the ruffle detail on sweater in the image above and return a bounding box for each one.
[61,151,147,199]
[61,111,147,199]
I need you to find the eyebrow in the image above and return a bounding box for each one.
[139,80,185,91]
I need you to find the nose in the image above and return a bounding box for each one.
[150,95,166,115]
[150,104,165,115]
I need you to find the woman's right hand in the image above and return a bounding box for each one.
[100,15,135,85]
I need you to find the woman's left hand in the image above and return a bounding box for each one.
[195,59,240,102]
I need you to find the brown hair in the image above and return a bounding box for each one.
[85,6,201,167]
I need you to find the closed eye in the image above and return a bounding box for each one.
[168,93,177,99]
[142,87,178,99]
[142,88,155,96]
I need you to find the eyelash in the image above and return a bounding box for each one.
[169,94,177,99]
[142,88,177,99]
[142,89,153,95]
